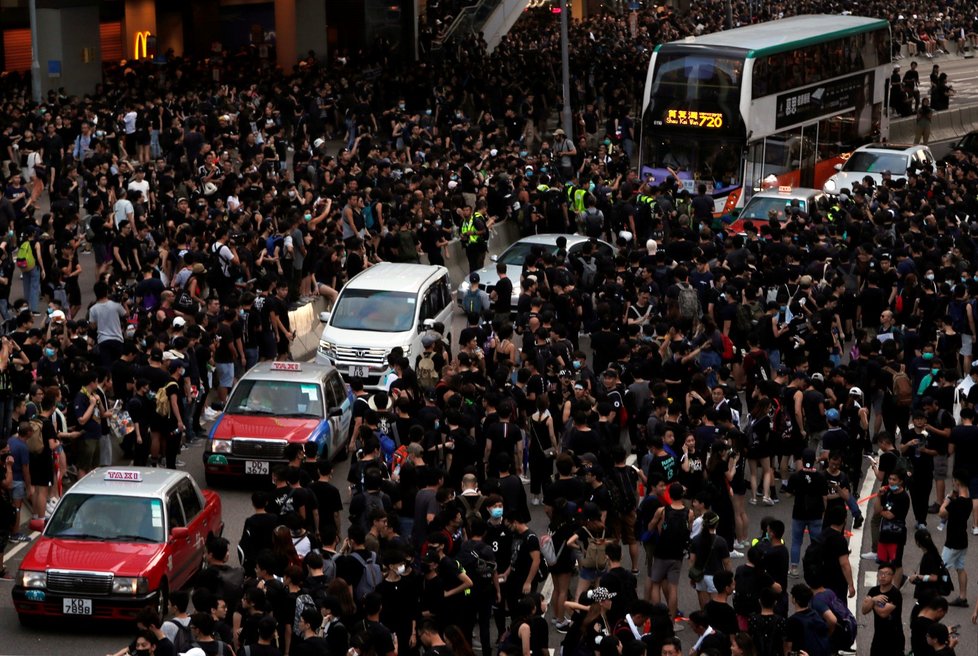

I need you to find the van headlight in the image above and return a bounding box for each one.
[319,340,335,358]
[111,577,150,595]
[18,570,46,589]
[823,178,837,192]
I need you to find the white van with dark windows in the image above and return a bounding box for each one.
[316,263,453,389]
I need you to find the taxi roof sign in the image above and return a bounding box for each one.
[778,185,792,193]
[270,361,301,372]
[104,469,143,482]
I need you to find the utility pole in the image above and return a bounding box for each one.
[29,0,41,103]
[559,0,573,137]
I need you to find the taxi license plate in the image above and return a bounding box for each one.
[63,598,92,615]
[245,460,269,475]
[349,365,367,378]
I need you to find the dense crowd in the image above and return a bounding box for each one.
[0,3,976,656]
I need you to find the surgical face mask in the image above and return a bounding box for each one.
[932,368,939,375]
[922,352,934,360]
[44,347,56,358]
[779,306,787,313]
[434,219,443,227]
[489,507,504,520]
[304,213,312,221]
[398,103,406,110]
[288,190,296,198]
[925,273,935,281]
[395,564,408,576]
[135,650,151,656]
[889,484,900,492]
[573,360,582,370]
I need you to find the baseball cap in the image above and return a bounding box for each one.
[826,408,840,422]
[172,316,186,328]
[181,649,207,656]
[588,587,617,602]
[849,387,863,397]
[469,272,480,283]
[421,335,437,348]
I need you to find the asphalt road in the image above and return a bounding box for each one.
[4,134,978,655]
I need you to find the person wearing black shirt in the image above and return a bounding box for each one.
[861,562,904,656]
[491,262,514,324]
[937,473,971,606]
[262,281,293,358]
[240,491,281,576]
[704,571,739,637]
[293,607,330,656]
[786,449,827,577]
[909,596,949,656]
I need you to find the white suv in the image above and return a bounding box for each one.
[822,143,935,194]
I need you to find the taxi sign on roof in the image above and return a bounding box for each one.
[104,470,142,482]
[778,185,792,193]
[270,361,301,372]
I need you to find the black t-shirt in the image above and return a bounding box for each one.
[866,584,904,650]
[788,470,827,520]
[878,489,911,544]
[310,480,343,535]
[493,276,513,314]
[263,295,290,336]
[949,424,978,478]
[944,495,972,550]
[819,527,850,595]
[910,614,937,656]
[509,529,541,582]
[705,599,740,637]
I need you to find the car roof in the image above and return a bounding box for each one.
[66,467,192,499]
[853,143,924,154]
[344,262,448,293]
[746,187,822,201]
[239,361,337,384]
[514,233,601,248]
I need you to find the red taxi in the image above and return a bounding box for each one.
[727,186,826,235]
[12,467,222,625]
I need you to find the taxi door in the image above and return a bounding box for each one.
[165,490,195,588]
[325,372,352,458]
[175,479,210,576]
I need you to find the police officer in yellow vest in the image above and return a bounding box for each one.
[461,200,491,273]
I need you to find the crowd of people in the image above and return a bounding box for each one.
[0,2,976,656]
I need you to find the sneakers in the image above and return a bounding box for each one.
[853,516,864,529]
[519,475,531,485]
[748,497,758,506]
[733,540,748,549]
[928,503,941,514]
[972,526,978,536]
[730,549,745,559]
[763,497,776,506]
[861,551,879,560]
[554,619,572,633]
[789,566,799,578]
[949,597,969,607]
[937,520,946,532]
[531,496,541,507]
[9,533,31,543]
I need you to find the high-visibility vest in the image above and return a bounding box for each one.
[573,188,588,213]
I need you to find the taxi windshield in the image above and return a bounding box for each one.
[740,195,807,221]
[226,379,323,418]
[46,494,165,542]
[329,289,417,332]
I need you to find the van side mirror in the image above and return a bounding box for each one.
[319,311,331,323]
[423,318,435,329]
[490,254,498,262]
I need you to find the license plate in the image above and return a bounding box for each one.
[245,460,269,475]
[63,598,92,615]
[349,365,367,378]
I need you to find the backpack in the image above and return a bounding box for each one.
[15,241,35,271]
[539,532,560,567]
[583,208,604,238]
[156,381,177,417]
[362,202,377,231]
[815,589,857,650]
[417,352,438,391]
[720,332,735,361]
[293,592,317,636]
[462,289,482,316]
[949,299,969,333]
[377,431,396,465]
[265,234,285,258]
[802,536,827,583]
[579,256,598,290]
[771,398,793,442]
[352,551,382,601]
[579,527,610,570]
[659,506,691,555]
[735,301,760,335]
[884,366,912,407]
[460,548,496,585]
[893,451,914,478]
[459,495,486,524]
[165,619,194,654]
[744,417,761,450]
[357,491,387,531]
[26,418,45,454]
[677,282,701,321]
[607,465,639,510]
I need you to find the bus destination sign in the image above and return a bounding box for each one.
[775,72,873,130]
[662,109,724,128]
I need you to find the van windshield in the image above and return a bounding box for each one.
[330,289,418,332]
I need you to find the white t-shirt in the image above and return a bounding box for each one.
[128,178,150,200]
[123,111,137,135]
[113,198,134,228]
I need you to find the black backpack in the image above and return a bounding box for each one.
[659,506,691,554]
[164,619,194,654]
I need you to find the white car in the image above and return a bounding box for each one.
[457,234,614,310]
[822,143,935,194]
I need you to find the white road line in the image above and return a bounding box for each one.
[849,463,878,616]
[3,531,40,561]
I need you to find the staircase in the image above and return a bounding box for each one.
[431,0,530,52]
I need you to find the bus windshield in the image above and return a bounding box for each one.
[642,134,743,189]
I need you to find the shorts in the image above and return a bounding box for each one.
[10,480,25,501]
[609,510,637,545]
[649,557,681,584]
[962,333,974,357]
[942,546,967,571]
[579,566,601,582]
[933,455,948,478]
[75,438,100,473]
[877,541,904,568]
[93,243,111,265]
[969,476,978,498]
[694,574,717,594]
[215,362,235,389]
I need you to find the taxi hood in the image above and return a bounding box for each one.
[25,537,165,577]
[212,414,321,442]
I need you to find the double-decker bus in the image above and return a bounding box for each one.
[639,14,891,213]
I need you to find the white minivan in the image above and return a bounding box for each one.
[316,262,453,389]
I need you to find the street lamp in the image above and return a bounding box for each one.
[559,0,572,137]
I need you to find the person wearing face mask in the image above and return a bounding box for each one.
[875,470,911,586]
[378,551,421,655]
[421,215,450,267]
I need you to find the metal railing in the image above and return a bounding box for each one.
[431,0,503,50]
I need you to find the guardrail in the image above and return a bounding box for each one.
[889,103,978,143]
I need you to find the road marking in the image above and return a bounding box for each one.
[3,531,40,561]
[849,466,878,616]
